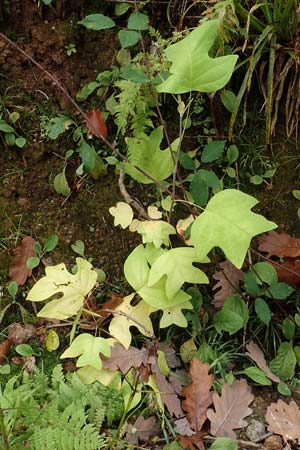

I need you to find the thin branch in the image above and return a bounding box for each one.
[118,169,149,219]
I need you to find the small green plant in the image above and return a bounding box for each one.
[65,43,76,56]
[26,234,59,270]
[0,115,26,148]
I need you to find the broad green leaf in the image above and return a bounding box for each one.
[294,346,300,366]
[7,281,18,300]
[45,329,59,352]
[214,294,248,334]
[44,234,58,252]
[227,145,239,163]
[26,258,97,320]
[190,172,209,206]
[201,140,226,163]
[0,119,14,133]
[48,115,73,140]
[124,127,176,184]
[277,382,291,396]
[118,30,140,48]
[191,189,277,268]
[265,282,294,300]
[61,333,110,370]
[160,300,193,328]
[138,279,191,310]
[5,132,15,146]
[109,294,155,349]
[71,240,85,257]
[255,298,271,325]
[79,14,116,30]
[282,318,295,340]
[208,437,238,450]
[250,262,277,285]
[127,12,149,30]
[53,170,71,197]
[15,344,36,356]
[221,89,237,112]
[136,219,176,248]
[156,20,238,94]
[26,256,40,269]
[76,81,99,102]
[15,137,26,148]
[269,342,296,381]
[109,202,134,229]
[243,367,272,385]
[124,245,150,291]
[120,65,149,83]
[148,247,209,299]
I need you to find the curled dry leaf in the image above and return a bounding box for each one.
[266,400,300,442]
[245,341,280,383]
[182,359,214,432]
[9,236,36,285]
[212,260,243,308]
[86,110,107,139]
[0,338,14,364]
[257,231,300,258]
[207,379,254,438]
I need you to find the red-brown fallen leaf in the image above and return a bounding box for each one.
[257,231,300,258]
[151,359,183,418]
[212,260,243,308]
[182,359,214,432]
[8,323,36,344]
[86,110,107,139]
[245,341,280,383]
[102,343,147,374]
[266,400,300,442]
[177,431,206,450]
[126,416,161,444]
[275,259,300,286]
[9,236,36,285]
[207,379,254,438]
[0,338,14,364]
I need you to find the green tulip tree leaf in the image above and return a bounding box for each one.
[124,244,150,291]
[191,189,277,268]
[138,279,191,310]
[61,333,111,370]
[157,20,238,94]
[26,258,97,319]
[124,126,177,184]
[148,247,209,299]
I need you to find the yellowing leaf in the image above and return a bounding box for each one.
[45,329,59,352]
[160,300,193,328]
[26,258,97,320]
[109,294,155,349]
[137,220,176,248]
[148,247,209,299]
[157,20,238,94]
[147,206,162,219]
[109,202,134,229]
[77,365,121,387]
[191,190,277,268]
[60,333,111,370]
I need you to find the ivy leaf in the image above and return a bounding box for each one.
[156,20,238,94]
[26,258,97,320]
[61,333,111,370]
[191,189,277,268]
[148,247,209,299]
[160,300,193,328]
[124,127,176,184]
[109,294,155,349]
[109,202,134,229]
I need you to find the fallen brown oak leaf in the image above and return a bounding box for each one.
[126,416,161,445]
[9,236,36,285]
[274,259,300,286]
[207,378,254,438]
[257,230,300,258]
[212,260,243,308]
[182,359,214,432]
[177,431,206,450]
[102,342,147,374]
[266,399,300,442]
[245,341,280,383]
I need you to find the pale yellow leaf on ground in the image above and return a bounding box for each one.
[109,202,134,229]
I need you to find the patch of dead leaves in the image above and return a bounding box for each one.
[9,236,36,285]
[266,400,300,443]
[212,260,243,308]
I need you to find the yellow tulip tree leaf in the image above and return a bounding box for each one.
[148,247,209,299]
[26,258,97,320]
[160,300,193,328]
[60,333,111,370]
[136,220,176,248]
[191,190,277,268]
[109,202,134,229]
[109,294,155,349]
